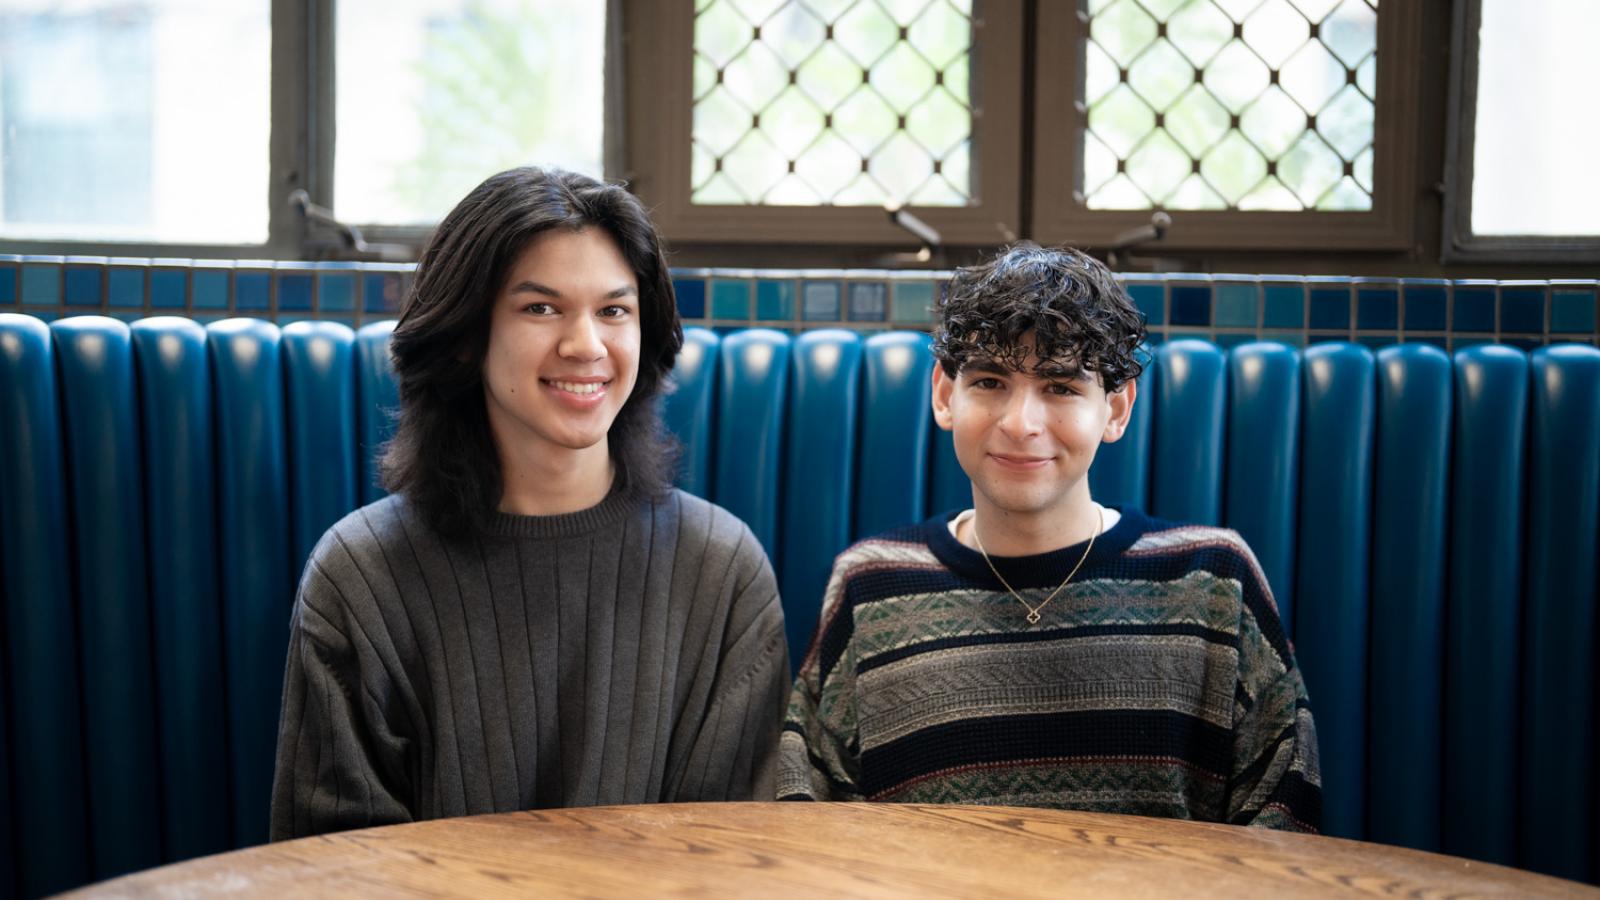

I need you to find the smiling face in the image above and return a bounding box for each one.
[481,226,641,473]
[932,335,1135,525]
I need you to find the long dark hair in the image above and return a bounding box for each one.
[381,167,683,536]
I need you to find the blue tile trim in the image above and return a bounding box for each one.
[14,262,1598,352]
[1261,276,1305,329]
[1498,282,1546,334]
[801,280,841,320]
[1402,279,1448,331]
[847,282,887,322]
[673,278,706,319]
[756,279,796,321]
[1453,280,1497,333]
[64,263,104,308]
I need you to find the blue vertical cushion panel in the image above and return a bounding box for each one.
[51,317,163,878]
[1520,345,1600,881]
[0,631,8,900]
[662,327,720,500]
[282,322,359,572]
[1086,348,1153,511]
[780,330,863,669]
[714,329,790,558]
[1149,340,1226,524]
[927,424,969,515]
[129,318,231,864]
[355,321,399,505]
[1294,343,1375,841]
[207,319,293,849]
[0,314,90,895]
[1442,345,1527,866]
[1367,344,1452,853]
[853,332,934,540]
[1222,343,1301,635]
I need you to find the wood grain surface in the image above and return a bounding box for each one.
[70,802,1598,898]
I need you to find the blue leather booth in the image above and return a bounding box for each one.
[1,313,1597,895]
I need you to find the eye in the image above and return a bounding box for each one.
[1046,382,1080,396]
[598,304,633,319]
[521,302,555,316]
[970,376,1004,390]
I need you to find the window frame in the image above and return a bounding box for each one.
[622,0,1026,247]
[1030,0,1422,252]
[0,0,321,260]
[1439,0,1600,264]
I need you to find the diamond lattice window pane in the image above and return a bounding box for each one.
[1088,84,1157,157]
[1240,86,1307,158]
[1279,40,1345,111]
[1129,41,1197,111]
[1318,176,1368,209]
[1201,131,1268,203]
[1080,0,1377,210]
[1278,131,1343,204]
[1091,1,1159,67]
[1125,131,1192,204]
[693,0,975,206]
[1168,2,1233,65]
[1319,85,1373,159]
[1322,0,1377,64]
[1238,176,1302,210]
[1243,1,1312,68]
[763,3,828,66]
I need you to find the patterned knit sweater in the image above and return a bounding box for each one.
[777,507,1322,832]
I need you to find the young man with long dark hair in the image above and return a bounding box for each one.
[778,244,1321,831]
[270,168,788,838]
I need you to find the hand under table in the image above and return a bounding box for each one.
[69,802,1596,898]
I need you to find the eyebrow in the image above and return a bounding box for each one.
[962,359,1089,381]
[508,280,639,301]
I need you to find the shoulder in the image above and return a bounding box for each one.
[654,489,774,582]
[298,495,422,604]
[310,494,416,566]
[823,520,951,606]
[1124,515,1267,585]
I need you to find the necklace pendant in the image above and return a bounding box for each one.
[1026,610,1041,625]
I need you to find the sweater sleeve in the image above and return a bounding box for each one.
[665,533,790,802]
[269,563,413,840]
[776,556,864,801]
[1226,547,1323,832]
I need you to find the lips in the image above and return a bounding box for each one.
[548,379,606,395]
[988,452,1053,470]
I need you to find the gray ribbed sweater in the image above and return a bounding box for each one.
[269,487,788,840]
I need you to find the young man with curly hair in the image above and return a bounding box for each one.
[778,244,1321,832]
[270,168,788,839]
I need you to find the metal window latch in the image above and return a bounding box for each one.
[882,203,944,265]
[289,189,413,261]
[1105,211,1172,269]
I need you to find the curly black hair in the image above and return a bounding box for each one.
[931,243,1147,391]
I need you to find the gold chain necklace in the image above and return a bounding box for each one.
[968,506,1104,625]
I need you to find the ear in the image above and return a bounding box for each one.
[931,364,955,431]
[1101,378,1137,443]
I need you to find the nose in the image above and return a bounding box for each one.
[997,388,1044,442]
[558,313,607,362]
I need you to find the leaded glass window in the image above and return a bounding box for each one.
[691,0,976,206]
[1081,0,1378,212]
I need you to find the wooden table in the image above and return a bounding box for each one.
[73,802,1596,898]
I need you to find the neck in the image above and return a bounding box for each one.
[497,440,615,517]
[967,487,1101,557]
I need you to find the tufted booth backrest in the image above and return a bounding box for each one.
[1,314,1596,896]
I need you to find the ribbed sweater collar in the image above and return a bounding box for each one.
[485,486,642,539]
[923,505,1148,590]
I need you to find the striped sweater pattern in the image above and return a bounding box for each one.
[777,507,1322,832]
